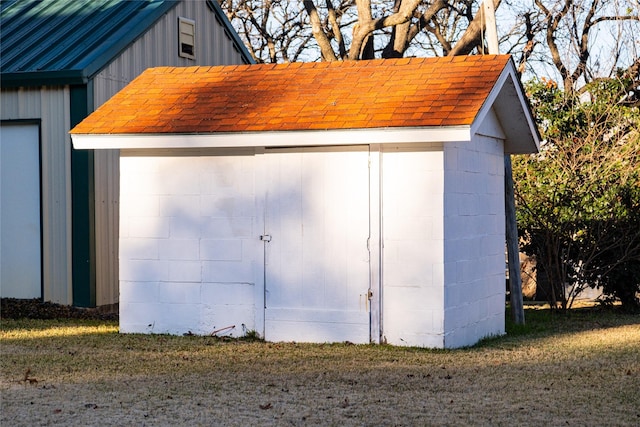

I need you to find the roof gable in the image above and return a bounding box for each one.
[71,55,540,153]
[0,0,251,87]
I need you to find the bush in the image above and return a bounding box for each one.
[514,77,640,310]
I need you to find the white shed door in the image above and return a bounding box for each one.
[264,147,371,343]
[0,124,42,299]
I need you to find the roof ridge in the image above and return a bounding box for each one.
[141,54,512,75]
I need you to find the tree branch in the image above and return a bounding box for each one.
[304,0,338,61]
[326,0,347,59]
[448,0,502,56]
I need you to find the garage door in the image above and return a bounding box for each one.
[264,147,371,343]
[0,123,42,299]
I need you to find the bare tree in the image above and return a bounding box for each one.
[506,0,640,93]
[221,0,639,97]
[221,0,314,63]
[221,1,505,62]
[304,0,508,60]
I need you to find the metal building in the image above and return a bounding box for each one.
[1,0,252,308]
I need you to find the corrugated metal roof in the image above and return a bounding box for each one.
[0,0,178,85]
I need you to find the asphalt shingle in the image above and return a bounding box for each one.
[71,55,512,135]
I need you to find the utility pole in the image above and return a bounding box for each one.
[482,1,499,54]
[483,0,525,325]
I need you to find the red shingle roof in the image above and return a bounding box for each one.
[71,55,512,135]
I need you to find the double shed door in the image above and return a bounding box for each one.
[263,146,373,343]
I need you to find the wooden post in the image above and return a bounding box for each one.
[482,1,499,54]
[505,156,525,324]
[483,0,525,324]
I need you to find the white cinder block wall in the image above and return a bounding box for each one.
[443,134,506,348]
[119,155,260,336]
[381,144,446,347]
[118,137,508,347]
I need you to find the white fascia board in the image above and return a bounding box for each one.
[472,61,541,154]
[71,126,471,150]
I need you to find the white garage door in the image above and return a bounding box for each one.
[264,147,371,343]
[0,123,42,299]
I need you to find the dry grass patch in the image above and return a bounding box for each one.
[1,309,639,426]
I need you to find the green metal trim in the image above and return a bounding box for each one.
[0,70,87,88]
[70,84,96,308]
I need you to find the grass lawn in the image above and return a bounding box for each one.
[1,307,639,426]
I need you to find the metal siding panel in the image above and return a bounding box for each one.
[44,87,73,305]
[1,87,72,304]
[94,148,120,306]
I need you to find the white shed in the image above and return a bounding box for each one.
[71,55,539,348]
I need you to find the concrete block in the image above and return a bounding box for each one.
[121,194,160,217]
[119,302,163,334]
[455,259,477,284]
[200,239,242,261]
[120,237,159,260]
[159,195,201,217]
[201,217,253,239]
[168,261,202,282]
[200,282,255,305]
[444,305,467,331]
[158,282,201,304]
[202,260,254,283]
[154,303,201,334]
[159,239,199,261]
[384,259,433,288]
[384,285,443,312]
[120,281,159,303]
[157,167,201,195]
[120,171,163,196]
[384,215,429,240]
[443,215,464,240]
[481,235,502,257]
[200,195,241,217]
[169,217,201,239]
[128,216,170,239]
[120,259,169,282]
[443,148,458,171]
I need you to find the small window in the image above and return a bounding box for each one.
[178,17,195,60]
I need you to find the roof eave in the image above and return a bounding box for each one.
[1,70,87,88]
[71,126,472,150]
[472,59,541,154]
